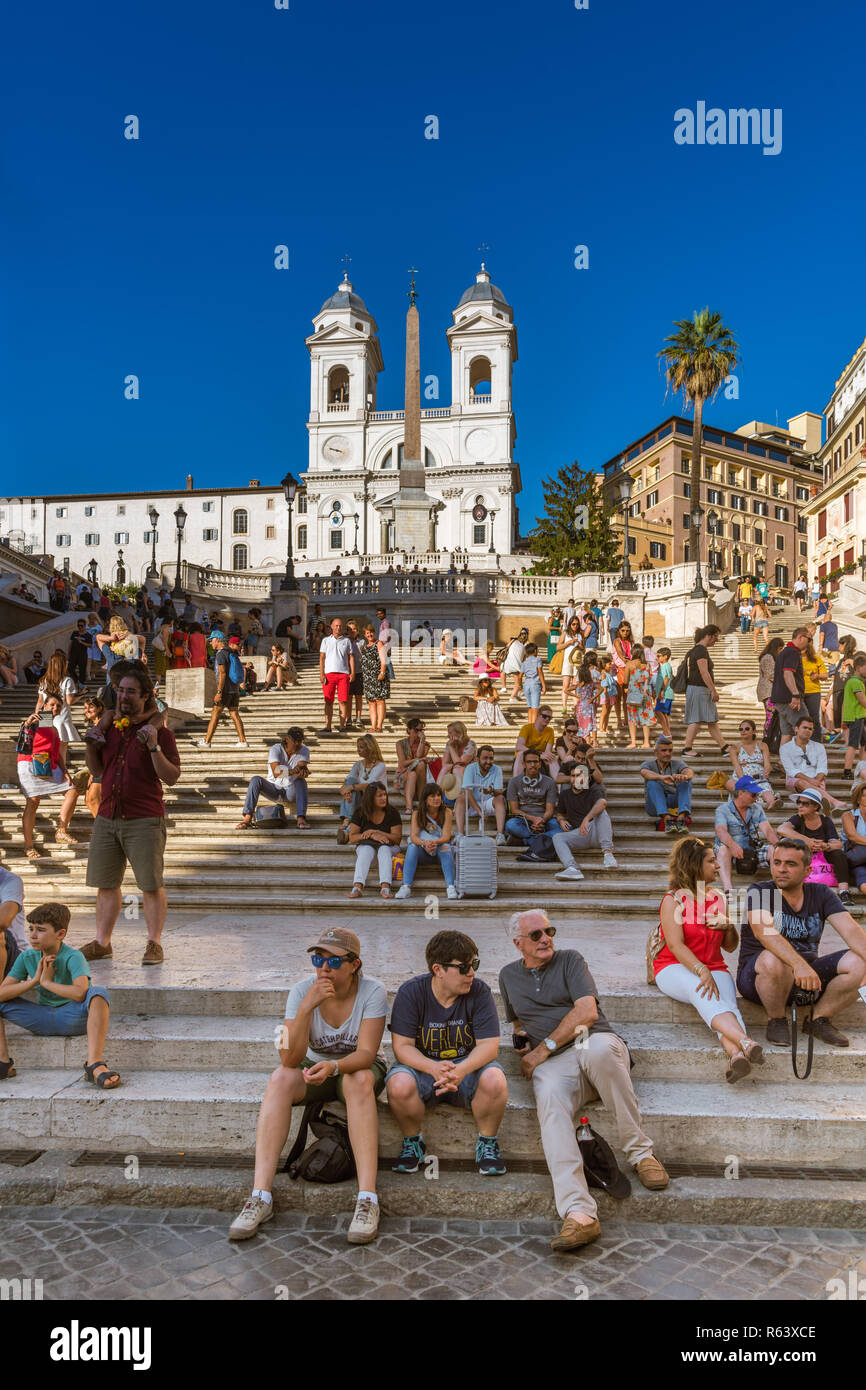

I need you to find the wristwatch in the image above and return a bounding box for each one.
[542,1037,557,1053]
[332,1060,340,1077]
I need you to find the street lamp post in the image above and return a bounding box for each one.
[617,470,637,590]
[706,509,719,581]
[351,512,359,556]
[147,505,160,580]
[171,503,187,600]
[87,558,98,587]
[116,548,125,586]
[280,472,299,591]
[488,509,497,555]
[732,544,741,579]
[690,503,706,598]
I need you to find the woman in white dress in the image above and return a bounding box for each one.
[474,677,507,727]
[35,651,81,744]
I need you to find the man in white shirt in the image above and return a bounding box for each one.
[376,607,395,680]
[456,746,507,842]
[779,714,846,810]
[318,618,356,735]
[0,855,27,951]
[235,727,310,829]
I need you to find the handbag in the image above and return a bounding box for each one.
[765,709,781,755]
[391,852,405,883]
[548,648,564,675]
[516,831,558,862]
[15,721,35,756]
[645,921,664,985]
[733,847,759,876]
[671,658,688,695]
[31,752,53,778]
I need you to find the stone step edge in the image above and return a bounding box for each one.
[2,1155,864,1226]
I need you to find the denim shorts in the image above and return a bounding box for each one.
[385,1059,504,1109]
[0,984,110,1036]
[736,949,846,1007]
[523,678,541,708]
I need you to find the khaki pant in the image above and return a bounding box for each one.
[531,1032,654,1220]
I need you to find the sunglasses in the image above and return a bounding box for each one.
[523,926,557,942]
[443,958,480,975]
[310,953,355,969]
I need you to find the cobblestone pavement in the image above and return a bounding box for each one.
[2,1207,864,1300]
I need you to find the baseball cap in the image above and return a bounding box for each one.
[210,630,227,643]
[228,636,241,646]
[734,776,764,795]
[307,927,360,957]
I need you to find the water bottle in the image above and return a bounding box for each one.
[577,1116,593,1142]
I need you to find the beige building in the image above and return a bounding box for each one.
[601,414,823,585]
[801,335,866,587]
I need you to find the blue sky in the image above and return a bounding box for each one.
[4,0,865,531]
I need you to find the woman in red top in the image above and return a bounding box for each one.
[187,623,208,669]
[654,836,764,1082]
[17,696,80,858]
[169,625,191,669]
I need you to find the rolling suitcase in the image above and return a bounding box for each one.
[455,789,498,899]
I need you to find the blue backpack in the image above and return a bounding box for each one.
[228,650,245,685]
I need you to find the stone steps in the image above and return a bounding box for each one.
[7,1014,865,1083]
[2,1066,862,1166]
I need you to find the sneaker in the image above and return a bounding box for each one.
[346,1195,380,1245]
[194,740,213,749]
[680,813,692,828]
[394,884,411,900]
[825,731,841,744]
[235,740,249,748]
[555,866,584,881]
[802,1015,849,1047]
[655,816,667,833]
[495,833,507,846]
[765,1016,790,1046]
[839,889,855,907]
[475,1135,506,1176]
[141,941,164,966]
[392,1135,426,1173]
[842,769,854,780]
[666,814,680,834]
[446,885,458,899]
[602,851,617,868]
[228,1195,274,1241]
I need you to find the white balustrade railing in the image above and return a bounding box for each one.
[307,573,482,600]
[169,562,273,597]
[326,402,350,412]
[469,394,492,405]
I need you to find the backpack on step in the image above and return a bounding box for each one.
[282,1100,356,1183]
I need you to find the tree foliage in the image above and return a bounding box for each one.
[528,460,621,574]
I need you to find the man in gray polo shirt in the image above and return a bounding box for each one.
[499,909,668,1251]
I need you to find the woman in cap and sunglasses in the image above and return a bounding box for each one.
[229,928,387,1246]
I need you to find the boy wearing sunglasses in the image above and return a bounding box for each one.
[229,927,387,1246]
[500,910,668,1251]
[386,930,507,1177]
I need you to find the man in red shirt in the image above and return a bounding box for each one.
[80,667,181,965]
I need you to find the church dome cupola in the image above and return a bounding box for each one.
[318,273,370,316]
[456,263,511,312]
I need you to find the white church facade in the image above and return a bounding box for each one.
[0,265,523,586]
[299,264,522,566]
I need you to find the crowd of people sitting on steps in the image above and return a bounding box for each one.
[2,579,866,1256]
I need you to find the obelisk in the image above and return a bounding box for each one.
[393,269,433,551]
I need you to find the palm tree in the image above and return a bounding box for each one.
[658,309,739,573]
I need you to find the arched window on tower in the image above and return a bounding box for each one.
[380,445,436,469]
[469,356,492,404]
[328,365,350,410]
[232,543,249,571]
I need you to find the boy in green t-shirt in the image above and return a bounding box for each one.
[0,902,120,1087]
[842,656,866,777]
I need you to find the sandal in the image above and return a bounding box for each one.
[347,886,363,899]
[296,817,310,830]
[380,885,392,900]
[55,829,79,844]
[725,1052,751,1084]
[235,818,254,830]
[84,1060,122,1089]
[741,1039,764,1065]
[0,1058,16,1080]
[25,847,43,860]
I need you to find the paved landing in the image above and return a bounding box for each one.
[2,1206,863,1301]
